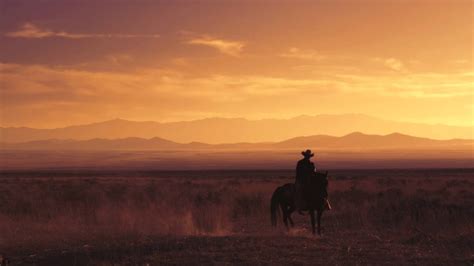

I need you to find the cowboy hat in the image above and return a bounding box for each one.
[301,149,314,157]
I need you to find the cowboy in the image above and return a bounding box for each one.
[295,149,315,211]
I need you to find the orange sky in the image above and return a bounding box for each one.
[0,0,472,129]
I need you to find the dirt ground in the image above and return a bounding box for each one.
[11,231,473,265]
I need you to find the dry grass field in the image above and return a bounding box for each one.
[0,169,473,265]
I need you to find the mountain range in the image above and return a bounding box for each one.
[1,114,472,144]
[2,132,472,151]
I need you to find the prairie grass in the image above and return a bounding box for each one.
[0,169,472,264]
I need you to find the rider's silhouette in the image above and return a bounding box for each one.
[295,149,315,211]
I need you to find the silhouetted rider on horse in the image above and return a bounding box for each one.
[270,149,331,235]
[295,149,331,213]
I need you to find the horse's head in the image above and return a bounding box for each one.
[311,171,329,198]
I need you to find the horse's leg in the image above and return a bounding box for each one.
[317,210,323,235]
[309,209,316,235]
[281,204,289,229]
[287,206,295,227]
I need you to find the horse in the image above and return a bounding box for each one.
[270,171,329,235]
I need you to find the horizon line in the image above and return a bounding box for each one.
[2,131,473,145]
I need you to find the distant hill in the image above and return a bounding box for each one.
[2,132,472,151]
[1,114,472,143]
[274,132,472,149]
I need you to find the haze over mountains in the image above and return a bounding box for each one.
[1,114,472,144]
[2,115,472,170]
[2,132,473,151]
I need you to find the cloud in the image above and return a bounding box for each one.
[168,75,342,100]
[187,36,244,56]
[1,62,472,127]
[4,23,160,39]
[384,58,404,71]
[0,62,342,126]
[374,57,404,71]
[279,47,325,60]
[331,71,474,98]
[105,54,134,65]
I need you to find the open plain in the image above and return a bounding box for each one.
[0,168,472,265]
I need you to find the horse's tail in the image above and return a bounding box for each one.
[270,187,281,227]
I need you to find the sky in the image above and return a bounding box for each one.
[0,0,472,128]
